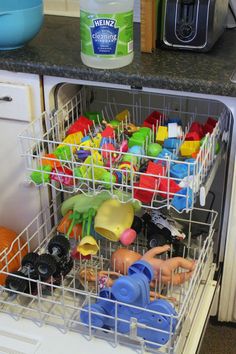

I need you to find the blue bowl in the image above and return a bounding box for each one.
[0,0,44,50]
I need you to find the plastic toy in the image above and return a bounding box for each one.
[189,122,204,139]
[54,145,73,161]
[111,248,142,274]
[146,161,166,177]
[35,235,73,279]
[128,145,144,156]
[171,187,193,211]
[116,109,130,122]
[185,131,201,141]
[57,211,82,240]
[51,166,74,186]
[30,165,52,185]
[155,148,178,166]
[101,126,115,139]
[158,178,181,199]
[67,116,93,136]
[142,246,195,285]
[77,209,99,256]
[6,252,40,294]
[84,111,102,124]
[180,141,200,157]
[94,199,136,244]
[156,126,168,144]
[121,153,138,165]
[143,111,163,129]
[128,132,146,148]
[6,236,73,293]
[163,138,181,150]
[139,127,152,142]
[58,131,84,152]
[81,260,177,348]
[170,163,191,180]
[40,153,61,169]
[203,117,217,134]
[124,123,139,135]
[147,143,162,157]
[168,123,182,139]
[0,226,27,285]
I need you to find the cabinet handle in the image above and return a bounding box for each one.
[0,96,13,102]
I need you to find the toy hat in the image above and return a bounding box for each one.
[94,199,134,242]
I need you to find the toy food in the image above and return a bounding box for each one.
[141,245,195,285]
[111,248,142,274]
[0,226,27,285]
[94,199,134,242]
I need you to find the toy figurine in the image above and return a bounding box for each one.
[142,245,195,285]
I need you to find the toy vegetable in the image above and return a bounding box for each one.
[141,245,195,285]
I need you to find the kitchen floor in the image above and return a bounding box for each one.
[200,320,236,354]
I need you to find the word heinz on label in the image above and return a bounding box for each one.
[93,18,116,28]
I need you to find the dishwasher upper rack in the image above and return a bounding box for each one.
[0,196,217,353]
[18,86,230,213]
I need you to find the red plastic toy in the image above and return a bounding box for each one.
[189,122,204,139]
[203,117,217,135]
[158,178,181,199]
[67,116,93,136]
[51,166,74,186]
[143,111,164,130]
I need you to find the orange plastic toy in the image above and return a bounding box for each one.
[0,226,27,285]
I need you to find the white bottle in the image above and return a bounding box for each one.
[80,0,134,69]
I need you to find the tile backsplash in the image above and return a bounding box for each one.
[44,0,140,22]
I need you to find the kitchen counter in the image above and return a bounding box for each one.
[0,15,236,96]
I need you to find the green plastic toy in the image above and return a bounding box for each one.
[30,165,52,185]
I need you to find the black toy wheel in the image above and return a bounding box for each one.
[131,216,143,234]
[35,254,57,279]
[57,257,74,278]
[21,252,39,269]
[48,235,70,258]
[5,271,28,293]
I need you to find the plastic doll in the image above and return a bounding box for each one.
[141,245,196,285]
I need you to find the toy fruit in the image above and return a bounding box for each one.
[111,248,142,274]
[0,226,28,285]
[95,199,134,242]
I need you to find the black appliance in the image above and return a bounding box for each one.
[162,0,229,52]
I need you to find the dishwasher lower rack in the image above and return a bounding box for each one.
[0,200,217,353]
[18,86,230,213]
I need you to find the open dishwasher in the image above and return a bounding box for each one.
[0,78,235,354]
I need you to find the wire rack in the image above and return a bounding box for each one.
[0,196,217,353]
[18,86,230,213]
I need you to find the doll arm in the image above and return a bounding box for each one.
[141,245,170,261]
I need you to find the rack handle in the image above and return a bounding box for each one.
[0,96,13,102]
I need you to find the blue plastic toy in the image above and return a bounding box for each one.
[163,138,181,151]
[171,187,193,211]
[80,260,177,348]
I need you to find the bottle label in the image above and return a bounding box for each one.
[80,10,133,58]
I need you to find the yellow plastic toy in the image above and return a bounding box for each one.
[93,133,102,148]
[180,141,200,157]
[156,126,168,144]
[58,132,83,152]
[80,154,104,179]
[94,199,134,242]
[116,109,130,122]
